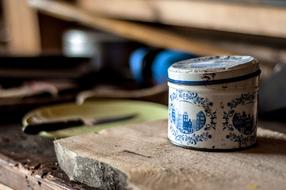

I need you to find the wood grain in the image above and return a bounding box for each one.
[78,0,286,38]
[54,120,286,190]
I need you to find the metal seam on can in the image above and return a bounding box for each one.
[168,69,261,86]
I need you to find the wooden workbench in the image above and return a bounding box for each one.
[0,120,286,190]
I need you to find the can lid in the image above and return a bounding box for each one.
[168,56,260,85]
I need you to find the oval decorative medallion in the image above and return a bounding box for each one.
[232,112,255,135]
[168,89,216,145]
[170,109,206,134]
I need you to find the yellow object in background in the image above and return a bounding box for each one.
[23,100,167,138]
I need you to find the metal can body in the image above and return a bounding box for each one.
[168,56,260,150]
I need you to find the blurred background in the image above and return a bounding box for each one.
[0,0,285,122]
[0,1,286,189]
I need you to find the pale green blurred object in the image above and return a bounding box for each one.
[23,100,167,138]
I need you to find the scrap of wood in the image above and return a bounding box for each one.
[28,0,233,55]
[54,119,286,190]
[78,0,286,38]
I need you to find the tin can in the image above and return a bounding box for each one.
[167,56,260,150]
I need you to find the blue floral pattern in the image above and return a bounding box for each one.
[169,126,212,145]
[223,92,257,146]
[226,132,256,148]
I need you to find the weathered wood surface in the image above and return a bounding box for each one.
[55,120,286,190]
[0,124,95,190]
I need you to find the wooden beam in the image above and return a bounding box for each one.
[3,0,41,55]
[28,0,286,68]
[28,0,233,56]
[78,0,286,38]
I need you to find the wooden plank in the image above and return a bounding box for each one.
[54,119,286,190]
[3,0,41,55]
[78,0,286,38]
[28,0,232,55]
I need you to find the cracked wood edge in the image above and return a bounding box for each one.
[0,153,76,190]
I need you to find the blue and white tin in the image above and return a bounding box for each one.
[168,56,260,150]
